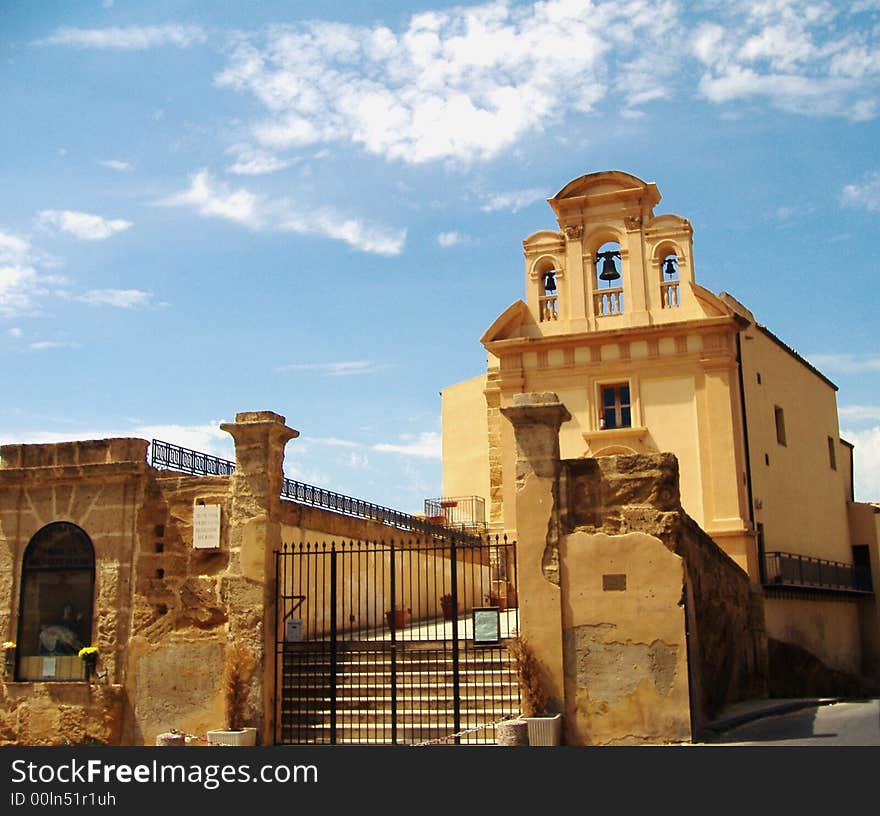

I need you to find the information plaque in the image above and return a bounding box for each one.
[193,503,221,549]
[472,607,501,644]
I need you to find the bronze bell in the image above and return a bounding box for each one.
[663,257,677,276]
[544,271,556,293]
[598,253,620,281]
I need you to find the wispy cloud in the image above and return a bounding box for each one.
[275,360,390,377]
[840,405,880,423]
[807,353,880,374]
[479,188,546,213]
[0,229,65,318]
[692,4,880,120]
[841,173,880,212]
[159,170,262,227]
[29,340,80,351]
[38,24,206,50]
[436,230,470,248]
[843,425,880,501]
[38,209,132,241]
[225,145,292,176]
[373,431,441,459]
[214,2,681,166]
[73,289,156,309]
[161,169,406,255]
[98,159,131,172]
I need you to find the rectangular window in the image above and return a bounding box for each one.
[774,406,786,446]
[828,436,837,470]
[601,383,631,429]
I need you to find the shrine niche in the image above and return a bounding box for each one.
[15,522,94,681]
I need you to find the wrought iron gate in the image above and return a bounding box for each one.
[275,535,520,745]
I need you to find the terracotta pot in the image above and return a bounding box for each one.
[385,609,409,628]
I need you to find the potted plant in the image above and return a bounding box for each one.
[506,637,562,746]
[207,640,258,746]
[385,607,410,628]
[78,646,98,681]
[440,594,456,621]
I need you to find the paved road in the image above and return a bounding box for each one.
[703,699,880,745]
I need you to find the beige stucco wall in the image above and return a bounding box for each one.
[764,595,862,676]
[441,373,490,505]
[740,327,852,563]
[561,530,691,745]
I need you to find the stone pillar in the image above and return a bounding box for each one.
[500,392,571,719]
[220,411,299,747]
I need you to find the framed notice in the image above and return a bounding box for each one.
[193,503,221,549]
[472,607,501,645]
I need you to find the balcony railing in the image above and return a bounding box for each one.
[763,551,873,594]
[660,281,680,308]
[594,287,623,316]
[423,496,487,532]
[539,295,558,322]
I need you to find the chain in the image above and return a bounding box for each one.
[411,714,520,746]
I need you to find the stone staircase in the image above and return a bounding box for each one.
[279,641,521,745]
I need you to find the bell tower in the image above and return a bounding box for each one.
[522,170,698,335]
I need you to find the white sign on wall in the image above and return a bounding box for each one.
[193,503,221,549]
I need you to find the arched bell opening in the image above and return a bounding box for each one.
[533,256,560,323]
[659,250,681,309]
[594,241,623,316]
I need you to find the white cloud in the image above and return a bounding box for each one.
[159,170,261,227]
[39,24,206,50]
[29,340,79,351]
[98,159,131,171]
[0,229,64,318]
[161,169,405,255]
[480,188,546,213]
[373,431,441,459]
[840,405,880,423]
[276,360,389,377]
[38,209,132,241]
[807,353,880,373]
[841,173,880,212]
[6,327,22,338]
[692,4,880,120]
[226,145,293,176]
[73,289,155,309]
[436,230,467,247]
[844,425,880,502]
[214,1,681,166]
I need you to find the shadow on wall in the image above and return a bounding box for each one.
[768,638,878,699]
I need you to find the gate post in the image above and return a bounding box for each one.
[221,411,299,747]
[500,393,570,721]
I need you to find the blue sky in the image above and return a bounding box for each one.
[1,0,879,511]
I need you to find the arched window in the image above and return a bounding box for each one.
[594,241,623,316]
[534,258,559,322]
[15,522,95,681]
[660,252,680,308]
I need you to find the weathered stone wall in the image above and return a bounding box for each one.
[563,453,768,727]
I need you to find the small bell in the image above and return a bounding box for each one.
[663,257,677,276]
[544,271,557,293]
[598,253,620,282]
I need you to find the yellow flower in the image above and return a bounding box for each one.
[2,641,15,650]
[78,646,98,659]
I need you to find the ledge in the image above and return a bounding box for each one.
[583,426,648,447]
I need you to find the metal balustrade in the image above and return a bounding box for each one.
[763,550,873,594]
[149,439,455,537]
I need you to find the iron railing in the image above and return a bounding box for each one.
[275,535,519,745]
[149,439,454,537]
[423,496,487,532]
[763,551,873,594]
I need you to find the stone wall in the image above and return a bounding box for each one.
[564,454,768,728]
[501,392,768,745]
[0,414,475,746]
